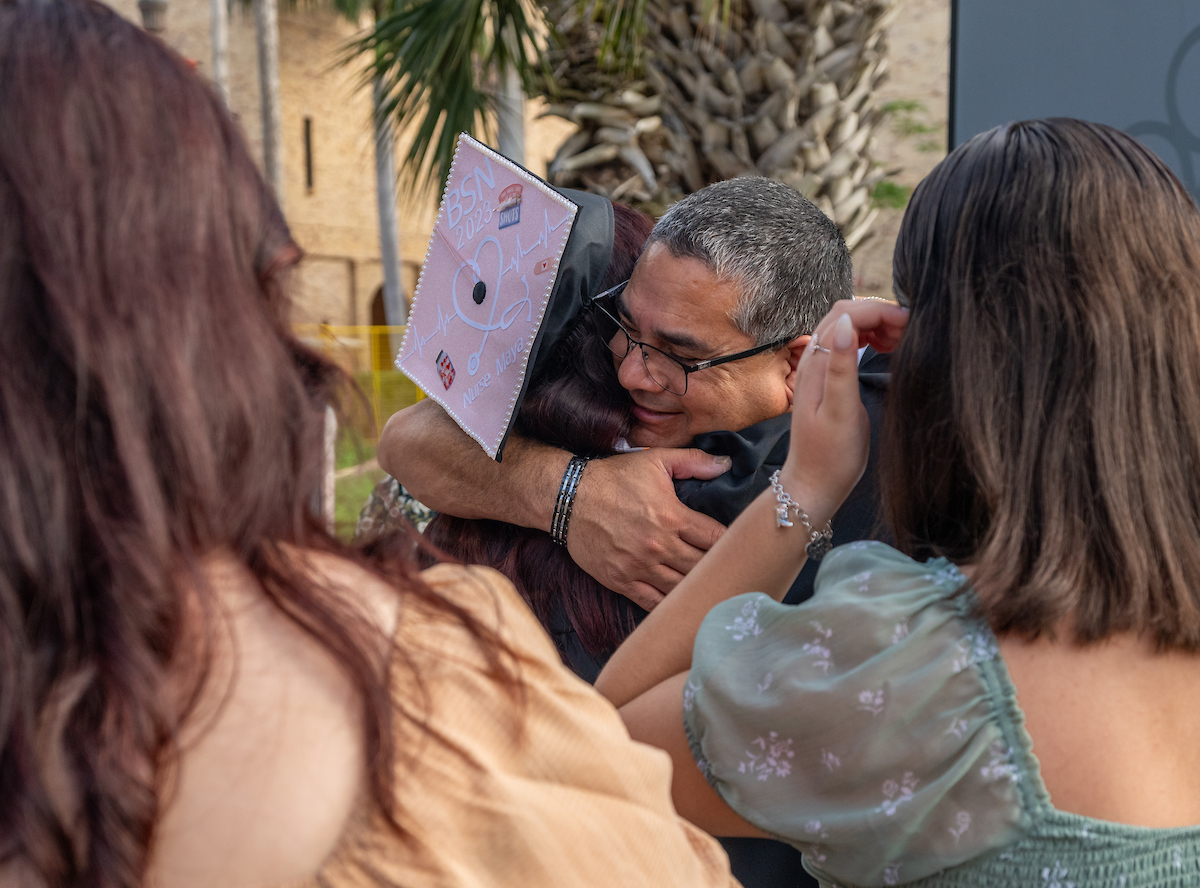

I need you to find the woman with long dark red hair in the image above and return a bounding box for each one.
[420,203,653,678]
[0,2,739,886]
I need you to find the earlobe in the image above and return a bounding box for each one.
[783,335,810,403]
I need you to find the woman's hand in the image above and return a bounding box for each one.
[597,299,908,710]
[780,300,909,516]
[831,297,910,354]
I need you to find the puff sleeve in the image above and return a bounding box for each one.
[683,542,1041,887]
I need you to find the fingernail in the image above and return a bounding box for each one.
[713,455,732,469]
[834,313,855,350]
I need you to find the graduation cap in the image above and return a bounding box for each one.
[396,134,613,460]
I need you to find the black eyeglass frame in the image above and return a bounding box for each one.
[586,280,795,396]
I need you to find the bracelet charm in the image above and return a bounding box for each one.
[769,470,834,560]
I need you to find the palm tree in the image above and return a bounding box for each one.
[370,0,408,329]
[355,0,549,194]
[238,0,410,325]
[254,0,284,201]
[496,20,527,163]
[211,0,229,102]
[542,0,898,248]
[356,0,894,248]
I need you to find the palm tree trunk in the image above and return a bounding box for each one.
[496,22,525,164]
[373,76,407,334]
[372,0,406,338]
[544,0,896,247]
[210,0,229,102]
[254,0,284,202]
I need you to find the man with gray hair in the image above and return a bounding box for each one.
[650,176,851,350]
[380,176,876,611]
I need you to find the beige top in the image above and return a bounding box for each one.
[296,563,738,888]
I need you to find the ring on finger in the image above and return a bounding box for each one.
[810,332,831,353]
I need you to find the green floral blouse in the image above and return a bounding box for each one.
[684,542,1200,887]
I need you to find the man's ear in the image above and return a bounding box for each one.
[782,334,811,405]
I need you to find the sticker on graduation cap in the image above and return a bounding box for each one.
[396,134,578,460]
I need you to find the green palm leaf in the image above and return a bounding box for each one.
[590,0,732,75]
[351,0,549,195]
[594,0,648,73]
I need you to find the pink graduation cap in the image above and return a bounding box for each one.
[396,134,580,460]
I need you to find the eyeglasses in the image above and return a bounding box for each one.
[587,280,793,396]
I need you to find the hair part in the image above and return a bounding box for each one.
[648,177,852,344]
[885,117,1200,651]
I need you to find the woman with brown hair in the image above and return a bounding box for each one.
[597,118,1200,885]
[0,2,739,886]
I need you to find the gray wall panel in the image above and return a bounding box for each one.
[952,0,1200,196]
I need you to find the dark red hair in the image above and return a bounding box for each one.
[424,204,653,658]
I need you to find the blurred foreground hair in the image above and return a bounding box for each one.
[0,2,509,885]
[886,118,1200,650]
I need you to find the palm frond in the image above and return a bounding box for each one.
[585,0,735,74]
[348,0,550,197]
[594,0,648,73]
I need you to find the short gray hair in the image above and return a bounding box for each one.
[648,178,852,344]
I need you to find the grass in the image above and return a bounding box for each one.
[881,99,925,114]
[334,468,387,540]
[336,430,376,471]
[881,98,942,144]
[333,369,425,469]
[350,370,425,430]
[895,118,938,136]
[918,139,945,153]
[330,371,409,538]
[326,370,424,540]
[872,180,913,209]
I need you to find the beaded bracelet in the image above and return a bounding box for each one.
[550,455,590,546]
[769,469,834,560]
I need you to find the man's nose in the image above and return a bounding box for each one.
[616,345,655,392]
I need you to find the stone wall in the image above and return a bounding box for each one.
[104,0,574,325]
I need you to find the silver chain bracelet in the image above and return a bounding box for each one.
[769,470,834,561]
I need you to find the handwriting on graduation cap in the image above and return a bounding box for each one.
[417,195,571,376]
[396,134,578,460]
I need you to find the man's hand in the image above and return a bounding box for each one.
[567,448,732,610]
[381,400,732,609]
